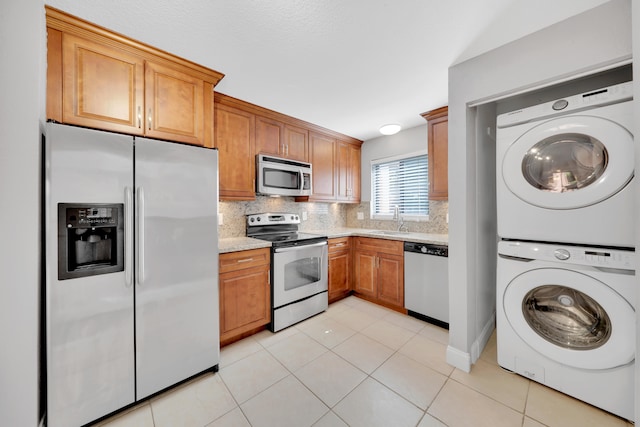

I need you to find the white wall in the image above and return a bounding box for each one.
[447,0,632,372]
[454,0,611,64]
[0,0,46,426]
[360,124,428,201]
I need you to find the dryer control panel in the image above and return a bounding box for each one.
[497,81,633,128]
[498,240,634,271]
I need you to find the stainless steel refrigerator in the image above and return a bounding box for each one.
[44,123,220,427]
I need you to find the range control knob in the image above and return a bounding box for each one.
[554,248,570,261]
[250,217,255,223]
[420,246,427,254]
[256,216,262,222]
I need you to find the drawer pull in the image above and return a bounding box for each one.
[236,258,254,263]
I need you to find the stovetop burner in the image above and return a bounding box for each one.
[246,213,327,248]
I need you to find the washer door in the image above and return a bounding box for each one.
[502,115,633,209]
[503,268,634,370]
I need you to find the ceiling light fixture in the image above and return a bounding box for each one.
[379,124,401,135]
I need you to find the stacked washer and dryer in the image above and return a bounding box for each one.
[495,81,635,421]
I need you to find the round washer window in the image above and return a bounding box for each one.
[522,284,611,350]
[521,133,608,193]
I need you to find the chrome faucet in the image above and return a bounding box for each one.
[393,205,408,232]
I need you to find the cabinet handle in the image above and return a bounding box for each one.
[236,258,254,263]
[334,243,346,247]
[137,106,142,128]
[286,144,289,156]
[148,108,152,130]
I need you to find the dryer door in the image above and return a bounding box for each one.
[502,115,633,209]
[503,268,634,370]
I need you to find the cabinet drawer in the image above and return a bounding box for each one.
[220,248,270,273]
[328,237,351,253]
[355,237,403,256]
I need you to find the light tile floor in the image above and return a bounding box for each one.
[96,296,633,427]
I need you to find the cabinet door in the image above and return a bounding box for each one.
[353,250,377,298]
[328,249,351,302]
[337,142,350,201]
[255,115,284,157]
[349,144,361,201]
[62,33,144,135]
[337,142,361,202]
[428,114,448,200]
[283,124,309,162]
[308,132,336,201]
[377,253,404,308]
[215,104,256,200]
[219,265,270,343]
[145,60,205,146]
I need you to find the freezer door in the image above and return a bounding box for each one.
[45,123,135,427]
[134,138,219,399]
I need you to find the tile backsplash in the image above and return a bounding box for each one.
[218,196,448,238]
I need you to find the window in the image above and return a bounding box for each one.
[371,152,429,220]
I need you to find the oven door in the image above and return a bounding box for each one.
[272,241,328,308]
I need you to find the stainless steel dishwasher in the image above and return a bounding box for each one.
[404,242,449,329]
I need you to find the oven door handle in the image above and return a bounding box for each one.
[274,241,328,253]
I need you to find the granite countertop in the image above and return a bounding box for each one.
[218,237,271,254]
[219,228,448,253]
[311,228,449,246]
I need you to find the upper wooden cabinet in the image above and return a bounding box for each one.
[306,135,361,203]
[337,141,361,202]
[308,132,337,201]
[421,106,448,200]
[144,60,206,145]
[283,124,309,162]
[46,6,223,147]
[215,103,256,200]
[215,93,362,202]
[255,116,308,162]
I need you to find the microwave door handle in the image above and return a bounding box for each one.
[299,169,304,191]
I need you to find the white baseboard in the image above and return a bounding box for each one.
[446,313,496,373]
[446,345,471,373]
[471,314,496,363]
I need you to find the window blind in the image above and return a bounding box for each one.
[371,154,429,217]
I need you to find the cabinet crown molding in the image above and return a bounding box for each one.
[420,106,448,121]
[45,5,224,86]
[215,92,362,146]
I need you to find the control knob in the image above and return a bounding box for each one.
[554,248,570,261]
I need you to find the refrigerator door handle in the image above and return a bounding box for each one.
[136,186,146,285]
[125,187,134,287]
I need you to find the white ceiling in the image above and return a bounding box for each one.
[47,0,610,141]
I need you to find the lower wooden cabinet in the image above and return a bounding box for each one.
[219,248,270,345]
[353,237,404,310]
[328,237,352,303]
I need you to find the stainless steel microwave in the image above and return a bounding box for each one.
[256,154,312,197]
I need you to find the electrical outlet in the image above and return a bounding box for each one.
[218,213,223,225]
[357,212,364,220]
[446,213,449,224]
[302,211,308,221]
